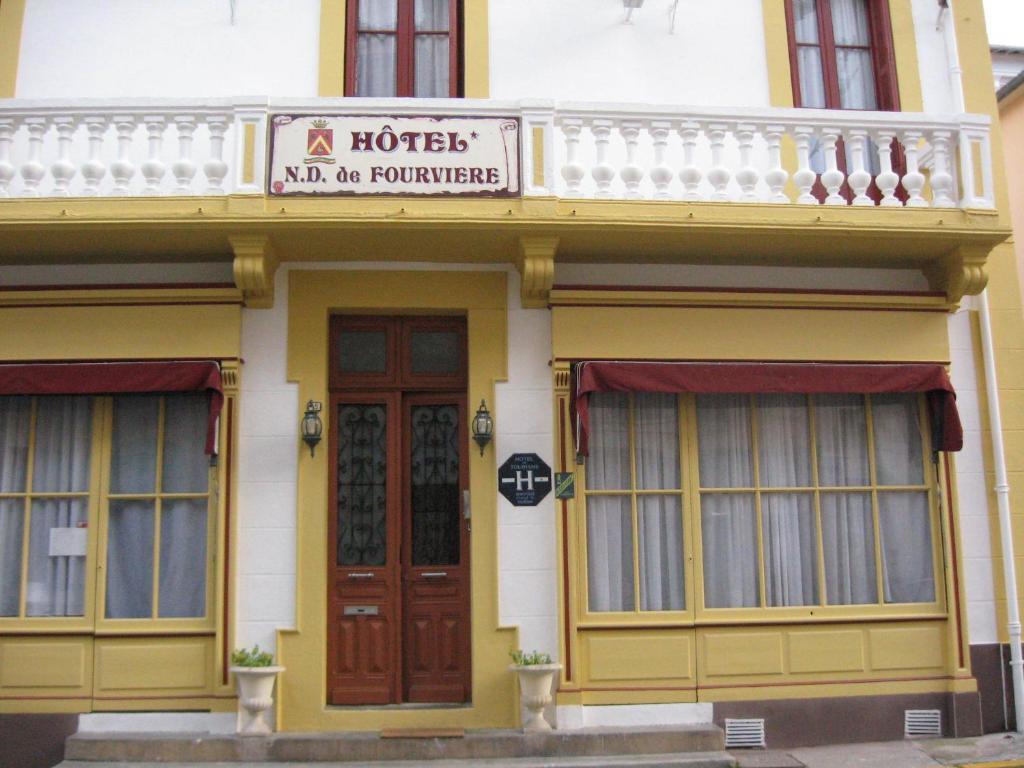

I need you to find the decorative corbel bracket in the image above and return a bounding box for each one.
[924,245,990,305]
[230,234,279,309]
[517,236,558,309]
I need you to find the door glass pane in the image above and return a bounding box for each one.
[697,394,753,488]
[638,496,684,610]
[701,493,758,608]
[871,394,924,486]
[797,46,827,108]
[762,493,818,606]
[410,331,460,375]
[414,36,449,97]
[110,396,158,494]
[337,404,388,566]
[159,499,207,618]
[358,0,397,29]
[356,34,397,97]
[587,393,631,490]
[757,394,812,487]
[879,491,934,603]
[410,405,460,566]
[0,500,22,616]
[106,500,155,618]
[415,0,448,31]
[815,394,870,486]
[836,48,877,109]
[27,498,87,617]
[0,397,31,492]
[587,496,634,611]
[820,492,877,604]
[33,397,92,493]
[162,394,210,494]
[793,0,820,43]
[337,330,388,375]
[830,0,871,45]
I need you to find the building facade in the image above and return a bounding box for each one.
[0,0,1021,745]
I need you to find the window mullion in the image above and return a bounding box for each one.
[864,394,885,607]
[152,397,166,620]
[817,0,842,109]
[808,396,827,607]
[398,0,415,97]
[628,394,641,613]
[750,395,766,608]
[96,398,115,622]
[17,398,38,618]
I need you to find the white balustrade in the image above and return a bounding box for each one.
[0,97,995,210]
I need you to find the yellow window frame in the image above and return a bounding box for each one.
[0,395,218,635]
[574,392,948,628]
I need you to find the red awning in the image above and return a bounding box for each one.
[571,361,962,455]
[0,360,224,454]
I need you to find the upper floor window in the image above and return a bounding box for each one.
[346,0,460,98]
[787,0,899,111]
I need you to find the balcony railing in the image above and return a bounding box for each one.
[0,97,996,209]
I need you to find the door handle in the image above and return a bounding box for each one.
[421,571,448,579]
[347,572,375,579]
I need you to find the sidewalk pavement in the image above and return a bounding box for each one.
[734,731,1024,768]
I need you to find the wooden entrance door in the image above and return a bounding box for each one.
[326,317,471,706]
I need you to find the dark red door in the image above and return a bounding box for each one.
[327,317,470,706]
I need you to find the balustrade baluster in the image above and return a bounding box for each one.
[81,116,108,196]
[678,121,702,201]
[619,120,644,200]
[173,115,198,194]
[141,116,167,194]
[706,123,731,202]
[649,121,673,200]
[846,130,872,206]
[50,117,77,197]
[901,130,927,207]
[560,119,585,195]
[110,116,137,194]
[873,131,900,207]
[764,125,789,204]
[19,118,47,198]
[0,119,16,197]
[820,128,846,205]
[793,126,817,204]
[734,123,760,202]
[204,115,229,194]
[590,119,615,199]
[929,130,955,208]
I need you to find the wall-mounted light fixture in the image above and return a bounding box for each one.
[623,0,645,23]
[621,0,681,32]
[471,399,494,456]
[301,400,323,457]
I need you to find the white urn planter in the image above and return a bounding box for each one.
[230,666,284,735]
[510,663,562,732]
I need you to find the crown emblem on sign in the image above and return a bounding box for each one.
[311,119,328,129]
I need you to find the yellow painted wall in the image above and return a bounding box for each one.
[278,269,519,731]
[0,0,25,97]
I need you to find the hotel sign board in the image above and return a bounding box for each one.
[268,114,521,197]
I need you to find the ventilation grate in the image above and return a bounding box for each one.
[904,709,942,738]
[724,718,766,749]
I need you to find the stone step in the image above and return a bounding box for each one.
[64,725,726,764]
[59,753,737,768]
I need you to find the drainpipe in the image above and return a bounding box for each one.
[941,0,1024,733]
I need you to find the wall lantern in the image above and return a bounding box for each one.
[471,399,494,456]
[301,400,323,457]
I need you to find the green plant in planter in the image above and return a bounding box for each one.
[231,644,275,668]
[510,649,552,666]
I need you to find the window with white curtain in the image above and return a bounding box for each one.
[0,394,212,624]
[582,392,937,615]
[348,0,458,98]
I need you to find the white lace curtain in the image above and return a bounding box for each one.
[356,0,450,97]
[584,391,935,613]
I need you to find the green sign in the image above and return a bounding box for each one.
[555,472,575,500]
